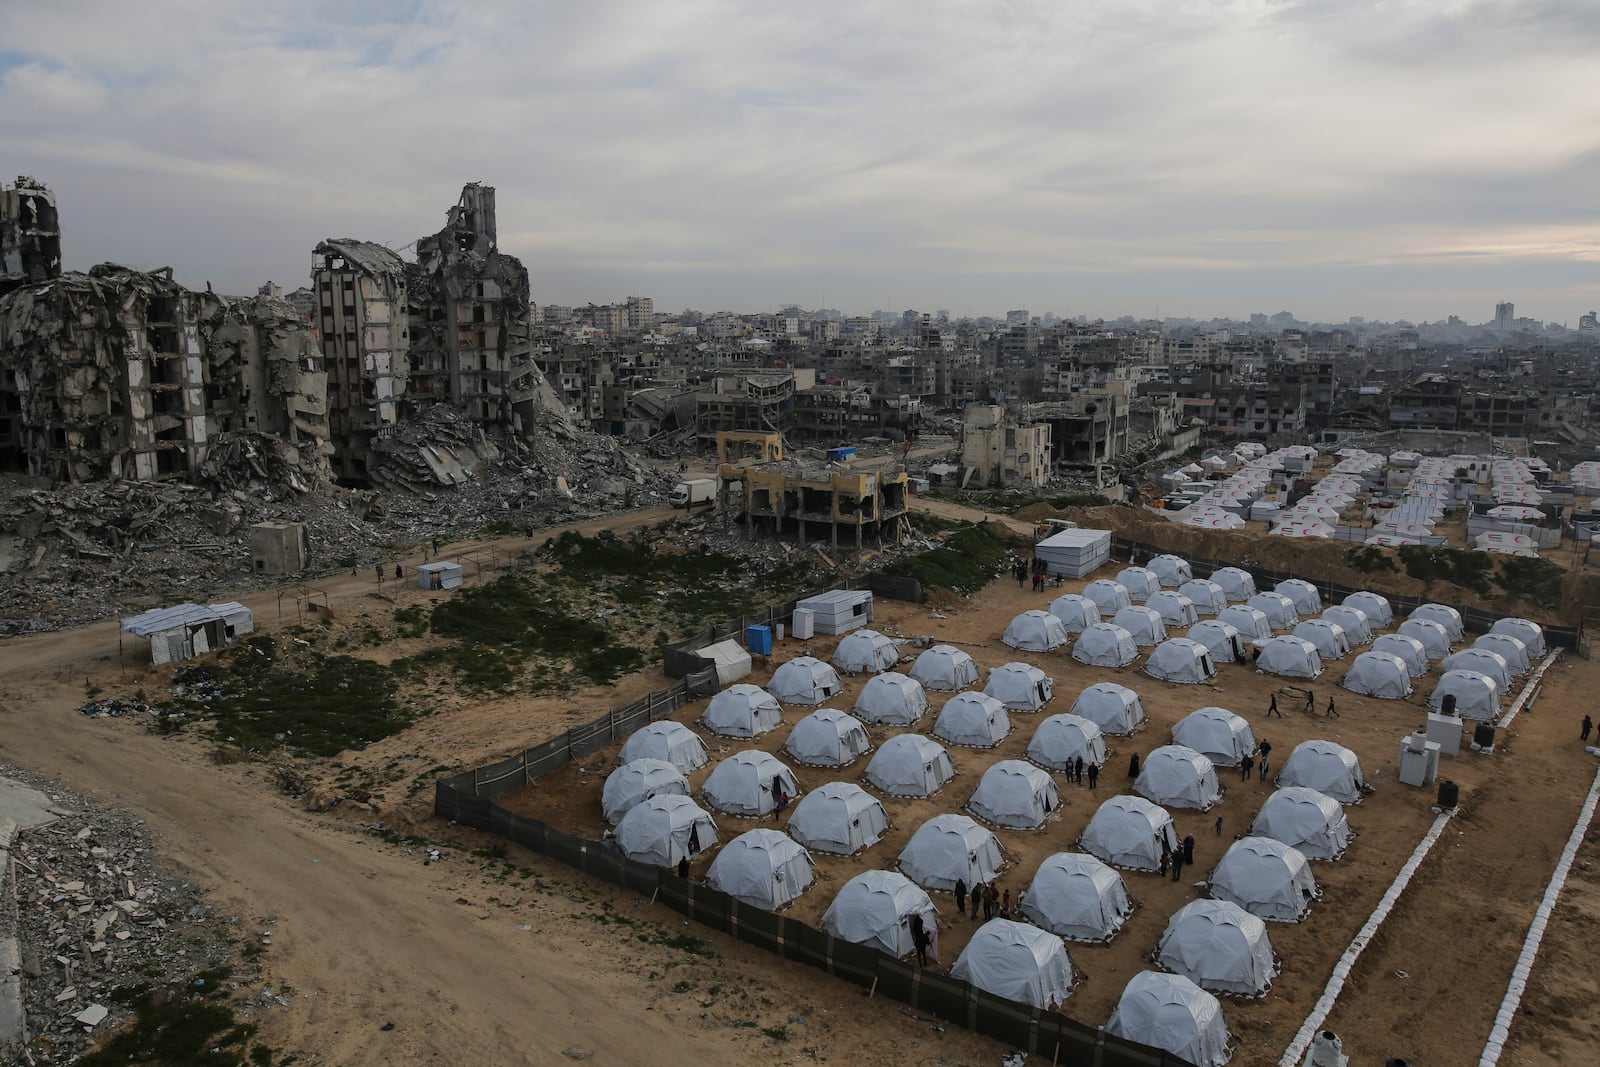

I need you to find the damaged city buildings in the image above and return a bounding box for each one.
[715,431,910,551]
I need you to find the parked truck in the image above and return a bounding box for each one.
[669,478,717,509]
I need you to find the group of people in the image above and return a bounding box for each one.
[1159,830,1198,882]
[1062,755,1099,788]
[954,878,1015,925]
[1264,689,1337,717]
[1239,738,1272,782]
[1012,557,1054,593]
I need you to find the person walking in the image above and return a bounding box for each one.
[1087,761,1099,790]
[970,882,982,921]
[1268,692,1281,718]
[1583,715,1593,743]
[911,913,929,967]
[955,878,968,918]
[677,856,690,881]
[1326,695,1339,718]
[1000,889,1012,919]
[982,883,997,921]
[1240,753,1254,781]
[1259,752,1270,781]
[1075,755,1086,785]
[375,563,384,585]
[1158,842,1170,877]
[1182,834,1195,866]
[1128,752,1141,779]
[1214,815,1224,837]
[1171,849,1184,883]
[1305,688,1315,714]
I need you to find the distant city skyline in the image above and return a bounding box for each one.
[4,2,1598,325]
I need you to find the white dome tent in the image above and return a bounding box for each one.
[1441,648,1513,690]
[1252,787,1351,860]
[1209,836,1318,923]
[1179,579,1229,616]
[1473,632,1531,674]
[853,672,929,726]
[865,734,955,797]
[1135,745,1223,810]
[619,720,710,774]
[787,782,887,856]
[614,794,718,867]
[983,661,1054,712]
[1277,740,1365,804]
[897,813,1004,891]
[1001,609,1071,652]
[822,870,937,958]
[1069,682,1147,735]
[1186,620,1246,664]
[831,629,900,675]
[1341,651,1413,699]
[1409,603,1466,642]
[784,708,872,768]
[705,829,815,911]
[602,758,691,825]
[1210,567,1257,603]
[1429,669,1502,720]
[1256,635,1324,678]
[1171,707,1256,768]
[1397,618,1452,660]
[1275,578,1322,616]
[1072,623,1140,667]
[1083,578,1134,615]
[1320,606,1372,646]
[1080,795,1180,871]
[968,760,1061,829]
[1027,714,1108,773]
[1372,633,1430,677]
[1147,591,1200,628]
[1116,566,1162,602]
[908,644,979,692]
[702,750,802,817]
[932,692,1013,748]
[1292,619,1351,661]
[768,656,842,706]
[1217,605,1272,644]
[1104,971,1231,1067]
[1019,852,1133,942]
[1247,592,1299,630]
[1491,617,1546,657]
[702,684,784,738]
[950,920,1075,1010]
[1047,593,1101,633]
[1157,899,1278,996]
[1148,554,1194,588]
[1342,591,1394,628]
[1113,606,1168,647]
[1145,638,1218,684]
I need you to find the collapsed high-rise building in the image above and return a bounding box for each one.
[1,176,62,294]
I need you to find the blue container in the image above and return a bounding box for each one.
[826,446,856,462]
[746,625,773,655]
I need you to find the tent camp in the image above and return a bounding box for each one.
[602,758,690,825]
[619,720,710,774]
[1179,579,1229,616]
[706,829,815,910]
[768,656,842,705]
[1429,669,1503,720]
[898,813,1004,891]
[1135,745,1222,810]
[909,645,979,691]
[1251,787,1351,860]
[1187,620,1246,664]
[865,734,956,797]
[932,692,1013,748]
[613,794,718,867]
[1491,617,1547,657]
[1217,605,1272,643]
[1072,623,1140,667]
[1147,592,1200,628]
[1001,609,1071,652]
[1117,566,1162,602]
[950,919,1075,1010]
[1171,707,1256,768]
[1148,554,1194,588]
[1277,740,1365,804]
[1319,606,1372,646]
[1372,633,1430,677]
[984,661,1054,712]
[1019,852,1133,942]
[1069,682,1147,735]
[1210,567,1258,602]
[1256,635,1323,679]
[701,750,801,817]
[702,684,784,738]
[1247,592,1299,630]
[1104,971,1231,1067]
[1080,795,1180,871]
[1157,899,1278,996]
[1047,593,1101,634]
[1397,618,1452,660]
[1113,606,1168,647]
[1442,648,1513,690]
[1473,633,1531,674]
[784,708,872,767]
[854,672,929,726]
[1343,591,1394,628]
[831,629,900,675]
[1144,638,1217,684]
[1209,836,1318,923]
[1293,619,1351,661]
[822,870,937,958]
[1083,579,1134,615]
[1274,578,1322,616]
[967,760,1061,829]
[1027,714,1108,773]
[1341,651,1413,699]
[1409,603,1466,642]
[787,782,887,856]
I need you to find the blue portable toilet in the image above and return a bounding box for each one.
[747,624,773,655]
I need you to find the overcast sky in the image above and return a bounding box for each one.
[4,0,1598,324]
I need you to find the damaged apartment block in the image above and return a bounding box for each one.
[716,431,910,551]
[1,176,62,294]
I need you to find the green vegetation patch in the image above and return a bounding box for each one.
[925,489,1112,514]
[78,969,285,1067]
[1494,555,1565,609]
[1398,545,1494,596]
[884,522,1015,596]
[1345,545,1399,574]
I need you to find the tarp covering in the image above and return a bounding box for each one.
[702,750,801,816]
[1179,579,1229,615]
[1019,851,1132,942]
[768,655,843,705]
[1072,623,1139,667]
[865,733,955,797]
[1083,578,1134,615]
[698,638,753,685]
[897,813,1004,891]
[1341,651,1413,699]
[619,720,710,774]
[1047,593,1101,633]
[787,782,887,856]
[1171,707,1256,768]
[909,644,979,691]
[1251,787,1351,860]
[1429,669,1503,720]
[1001,609,1071,652]
[613,794,718,866]
[1135,745,1222,811]
[831,629,900,674]
[1068,682,1146,735]
[950,919,1075,1010]
[1256,635,1323,679]
[983,661,1054,712]
[1144,638,1217,684]
[705,828,815,910]
[1342,590,1394,627]
[1027,714,1108,773]
[1278,740,1365,804]
[967,760,1061,829]
[784,708,872,767]
[1372,633,1430,677]
[703,683,784,737]
[1080,795,1180,871]
[1491,617,1546,657]
[601,758,690,825]
[822,870,937,958]
[1156,898,1278,996]
[1105,971,1231,1067]
[853,672,929,726]
[932,692,1013,748]
[1209,836,1318,923]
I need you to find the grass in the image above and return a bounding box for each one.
[1398,545,1495,596]
[884,522,1016,597]
[1345,545,1399,574]
[78,968,284,1067]
[1494,555,1565,608]
[924,489,1112,514]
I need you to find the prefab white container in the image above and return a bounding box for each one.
[853,672,929,726]
[787,782,888,856]
[416,561,463,590]
[1034,528,1113,578]
[795,589,873,635]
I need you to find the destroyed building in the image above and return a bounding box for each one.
[716,431,909,550]
[2,176,63,296]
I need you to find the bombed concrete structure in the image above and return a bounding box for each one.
[715,431,909,550]
[1,176,62,294]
